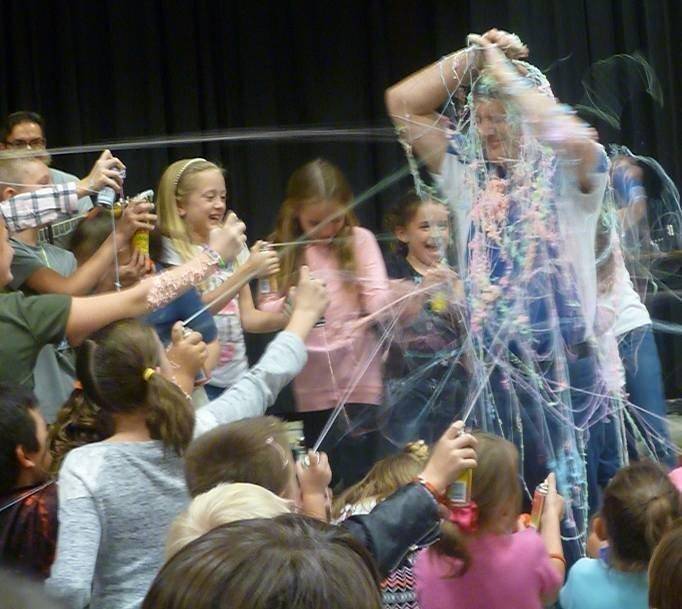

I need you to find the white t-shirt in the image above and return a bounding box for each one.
[610,246,650,338]
[198,246,250,388]
[160,238,250,389]
[435,144,607,339]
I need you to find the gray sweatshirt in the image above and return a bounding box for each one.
[46,331,306,609]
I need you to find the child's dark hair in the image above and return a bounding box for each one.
[332,441,430,519]
[385,191,434,256]
[0,383,39,494]
[601,460,680,571]
[184,416,292,497]
[48,387,114,473]
[435,433,521,575]
[69,211,113,264]
[76,319,195,455]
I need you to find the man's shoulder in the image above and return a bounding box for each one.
[49,167,78,183]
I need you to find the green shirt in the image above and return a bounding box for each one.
[9,238,77,294]
[0,292,71,387]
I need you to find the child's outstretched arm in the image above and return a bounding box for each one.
[341,421,478,577]
[297,450,333,521]
[540,473,566,602]
[65,213,246,345]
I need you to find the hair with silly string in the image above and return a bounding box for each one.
[184,416,293,498]
[156,158,224,263]
[269,158,359,293]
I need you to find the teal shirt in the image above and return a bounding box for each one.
[559,558,648,609]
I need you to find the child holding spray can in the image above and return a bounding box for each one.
[154,159,288,400]
[415,433,566,609]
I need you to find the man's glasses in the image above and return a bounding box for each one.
[5,138,46,149]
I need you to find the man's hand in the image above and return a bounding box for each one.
[78,150,126,197]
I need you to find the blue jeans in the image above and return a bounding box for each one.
[486,346,621,566]
[618,324,676,468]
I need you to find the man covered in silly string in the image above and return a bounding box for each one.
[386,29,626,557]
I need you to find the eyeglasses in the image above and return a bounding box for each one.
[5,138,46,149]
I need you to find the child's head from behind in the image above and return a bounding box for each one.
[600,460,680,571]
[184,416,298,502]
[156,159,225,260]
[386,191,450,266]
[333,441,430,518]
[166,482,292,560]
[69,212,113,267]
[468,432,521,530]
[272,159,358,291]
[76,319,195,456]
[437,433,521,572]
[648,520,682,609]
[144,514,382,609]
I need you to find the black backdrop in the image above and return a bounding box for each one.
[1,0,681,394]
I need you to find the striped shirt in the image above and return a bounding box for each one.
[0,182,78,233]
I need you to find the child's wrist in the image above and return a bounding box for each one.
[541,505,561,523]
[301,487,327,496]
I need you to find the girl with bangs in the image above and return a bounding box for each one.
[155,159,287,400]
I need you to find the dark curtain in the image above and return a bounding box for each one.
[1,0,680,390]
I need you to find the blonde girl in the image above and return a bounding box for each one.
[156,158,286,399]
[333,441,431,609]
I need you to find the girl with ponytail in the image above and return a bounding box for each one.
[415,433,565,609]
[47,267,330,609]
[560,460,681,609]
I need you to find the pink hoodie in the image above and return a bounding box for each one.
[259,226,390,412]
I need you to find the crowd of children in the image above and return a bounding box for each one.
[0,25,680,609]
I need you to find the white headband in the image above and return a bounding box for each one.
[174,158,207,193]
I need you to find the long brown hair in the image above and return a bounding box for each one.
[435,433,521,575]
[48,387,114,473]
[76,319,195,455]
[648,519,682,609]
[601,461,681,571]
[332,441,430,519]
[269,159,358,293]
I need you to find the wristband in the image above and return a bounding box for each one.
[199,245,226,269]
[416,476,449,506]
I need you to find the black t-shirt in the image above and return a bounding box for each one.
[382,254,461,375]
